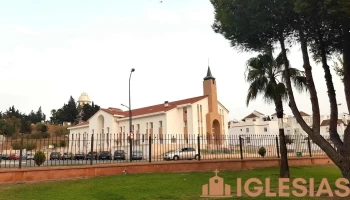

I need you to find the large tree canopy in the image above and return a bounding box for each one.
[211,0,350,184]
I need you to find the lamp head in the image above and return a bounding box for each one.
[131,68,135,72]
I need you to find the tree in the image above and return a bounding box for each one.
[333,56,344,82]
[81,102,100,121]
[0,119,15,137]
[245,48,307,178]
[34,151,46,166]
[210,0,350,183]
[20,120,32,134]
[5,106,23,119]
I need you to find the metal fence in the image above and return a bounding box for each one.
[0,133,337,169]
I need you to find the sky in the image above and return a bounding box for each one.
[0,0,347,121]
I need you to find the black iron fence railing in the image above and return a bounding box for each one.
[0,133,338,168]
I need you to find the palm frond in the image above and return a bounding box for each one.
[246,77,268,106]
[291,76,308,93]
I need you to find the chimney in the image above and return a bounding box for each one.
[164,101,169,107]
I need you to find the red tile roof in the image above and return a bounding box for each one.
[320,119,346,126]
[100,108,125,115]
[120,95,208,118]
[300,111,310,116]
[243,113,258,119]
[71,121,89,127]
[69,95,208,128]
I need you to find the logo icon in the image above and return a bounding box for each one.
[201,169,232,198]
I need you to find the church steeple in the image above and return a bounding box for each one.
[204,66,216,81]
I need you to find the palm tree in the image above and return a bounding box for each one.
[245,48,307,178]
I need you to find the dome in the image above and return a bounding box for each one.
[78,92,91,102]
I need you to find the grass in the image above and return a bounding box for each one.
[0,165,346,200]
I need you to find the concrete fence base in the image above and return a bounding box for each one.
[0,156,333,183]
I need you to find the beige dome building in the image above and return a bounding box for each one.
[77,92,91,106]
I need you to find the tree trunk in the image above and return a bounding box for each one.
[316,28,343,151]
[275,99,290,178]
[279,33,343,166]
[342,20,350,154]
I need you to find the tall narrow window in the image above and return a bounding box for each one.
[159,121,162,128]
[150,122,153,128]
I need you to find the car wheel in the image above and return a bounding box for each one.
[195,154,200,160]
[173,156,179,161]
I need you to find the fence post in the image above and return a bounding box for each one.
[19,134,24,169]
[148,135,152,163]
[239,136,243,160]
[307,136,312,157]
[275,136,280,158]
[90,133,94,165]
[197,135,201,161]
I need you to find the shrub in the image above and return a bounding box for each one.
[11,141,37,150]
[11,141,22,150]
[36,123,48,133]
[25,142,37,151]
[34,151,46,166]
[285,135,293,144]
[24,132,50,139]
[59,140,66,147]
[258,147,267,158]
[55,127,69,136]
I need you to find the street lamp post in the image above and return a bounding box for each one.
[122,68,135,162]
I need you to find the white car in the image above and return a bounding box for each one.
[26,153,34,160]
[163,147,200,161]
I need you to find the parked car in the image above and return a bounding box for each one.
[62,152,73,160]
[163,147,199,161]
[74,152,86,160]
[50,152,62,160]
[98,151,112,160]
[131,150,143,160]
[114,150,126,160]
[0,153,9,161]
[86,152,98,160]
[8,154,20,160]
[26,153,34,160]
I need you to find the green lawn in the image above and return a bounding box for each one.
[0,165,346,200]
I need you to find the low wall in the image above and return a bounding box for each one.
[0,156,333,183]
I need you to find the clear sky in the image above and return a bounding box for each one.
[0,0,347,121]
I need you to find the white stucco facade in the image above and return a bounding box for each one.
[68,67,230,151]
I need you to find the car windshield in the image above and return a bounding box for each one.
[132,150,142,153]
[115,150,124,153]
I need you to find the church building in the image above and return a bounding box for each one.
[68,67,229,149]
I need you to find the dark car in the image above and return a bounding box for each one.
[131,150,143,160]
[99,151,112,160]
[74,152,86,160]
[50,152,62,160]
[86,151,98,160]
[62,152,73,160]
[114,150,126,160]
[0,153,9,161]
